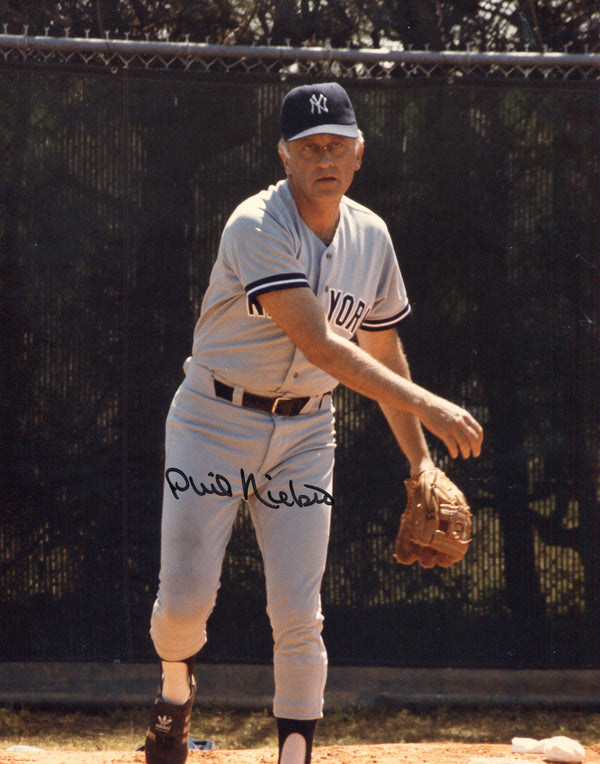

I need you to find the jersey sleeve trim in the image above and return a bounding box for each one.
[359,303,412,331]
[246,272,309,299]
[245,272,310,313]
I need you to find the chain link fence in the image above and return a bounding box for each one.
[2,30,600,80]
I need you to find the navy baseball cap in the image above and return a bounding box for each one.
[280,82,359,142]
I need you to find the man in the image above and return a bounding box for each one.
[144,82,483,764]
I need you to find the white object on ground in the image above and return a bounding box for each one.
[512,736,585,763]
[542,736,585,763]
[512,738,550,754]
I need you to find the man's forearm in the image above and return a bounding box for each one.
[259,287,483,459]
[307,329,436,416]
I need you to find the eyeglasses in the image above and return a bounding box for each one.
[295,140,351,160]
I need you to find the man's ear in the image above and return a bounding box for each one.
[354,142,364,171]
[279,149,291,176]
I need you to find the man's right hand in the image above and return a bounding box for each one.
[418,392,483,459]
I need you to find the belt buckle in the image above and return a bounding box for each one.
[271,396,284,414]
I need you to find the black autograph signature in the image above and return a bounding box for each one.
[165,467,334,509]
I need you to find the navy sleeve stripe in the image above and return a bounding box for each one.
[246,272,309,299]
[360,303,412,331]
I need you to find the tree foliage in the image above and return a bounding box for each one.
[1,0,598,51]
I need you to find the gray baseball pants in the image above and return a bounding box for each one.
[150,361,336,720]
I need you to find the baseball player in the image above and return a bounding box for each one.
[143,82,483,764]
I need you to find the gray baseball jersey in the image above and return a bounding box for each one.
[192,179,411,396]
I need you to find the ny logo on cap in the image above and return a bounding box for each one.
[309,93,328,115]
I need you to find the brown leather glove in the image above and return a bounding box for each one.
[394,468,472,568]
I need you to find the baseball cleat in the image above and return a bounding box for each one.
[144,675,196,764]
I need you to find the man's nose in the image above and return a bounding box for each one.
[316,146,335,163]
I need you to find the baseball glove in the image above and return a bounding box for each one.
[394,468,472,568]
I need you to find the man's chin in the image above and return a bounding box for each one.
[312,179,345,198]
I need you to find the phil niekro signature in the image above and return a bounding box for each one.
[165,467,334,509]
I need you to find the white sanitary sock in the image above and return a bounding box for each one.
[160,661,191,705]
[279,733,307,764]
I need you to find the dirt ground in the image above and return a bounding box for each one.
[1,743,600,764]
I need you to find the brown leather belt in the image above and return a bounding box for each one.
[214,379,312,416]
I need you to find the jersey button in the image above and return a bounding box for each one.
[293,372,299,379]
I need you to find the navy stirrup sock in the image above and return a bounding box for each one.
[182,655,196,676]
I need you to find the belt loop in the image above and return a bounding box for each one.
[303,392,329,415]
[318,392,331,410]
[231,384,244,407]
